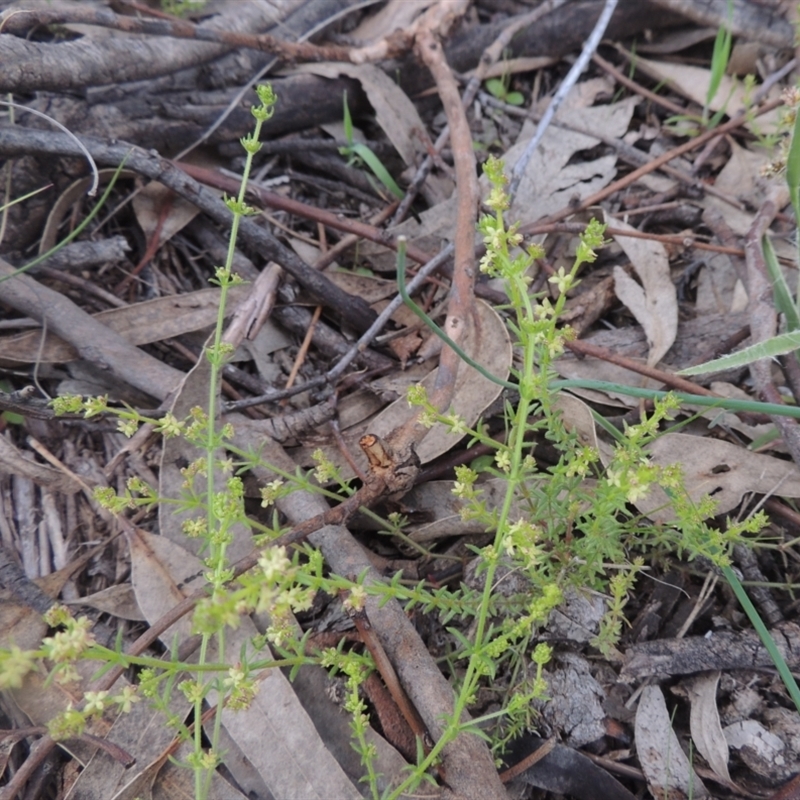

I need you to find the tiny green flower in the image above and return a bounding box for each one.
[495,449,511,472]
[343,584,367,612]
[48,707,85,740]
[406,384,429,407]
[0,645,36,689]
[83,395,108,417]
[155,412,183,438]
[548,266,573,295]
[260,479,285,507]
[112,685,140,713]
[51,395,85,415]
[117,417,139,437]
[83,690,109,716]
[258,546,292,583]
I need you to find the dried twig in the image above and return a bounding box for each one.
[391,0,569,226]
[0,7,400,64]
[413,29,480,418]
[0,129,378,333]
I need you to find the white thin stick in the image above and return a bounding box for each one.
[508,0,619,202]
[0,100,99,196]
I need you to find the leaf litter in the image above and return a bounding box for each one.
[2,1,800,799]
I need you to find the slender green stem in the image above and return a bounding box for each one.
[0,158,130,283]
[397,251,800,421]
[722,565,800,713]
[396,238,517,389]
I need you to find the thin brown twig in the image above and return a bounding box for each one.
[176,161,434,267]
[390,0,568,226]
[522,96,784,230]
[524,221,763,260]
[282,305,321,393]
[0,6,405,64]
[498,737,557,783]
[414,29,480,419]
[0,736,56,800]
[564,339,718,397]
[350,610,431,749]
[592,51,688,116]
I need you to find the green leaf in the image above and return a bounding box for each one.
[677,330,800,375]
[705,0,733,118]
[351,143,404,199]
[505,91,524,106]
[485,78,505,99]
[342,90,354,146]
[723,564,800,714]
[0,410,24,426]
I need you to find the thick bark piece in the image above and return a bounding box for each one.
[647,0,793,49]
[621,623,800,680]
[0,0,310,93]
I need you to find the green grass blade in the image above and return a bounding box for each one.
[0,183,51,214]
[722,564,800,714]
[351,143,404,200]
[763,235,800,330]
[342,90,354,145]
[0,158,129,284]
[677,331,800,376]
[786,105,800,224]
[705,0,733,120]
[549,379,800,419]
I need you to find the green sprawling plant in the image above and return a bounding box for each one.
[1,85,799,800]
[703,0,734,125]
[485,59,524,107]
[161,0,207,16]
[340,91,404,200]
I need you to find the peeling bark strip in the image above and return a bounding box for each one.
[621,622,800,680]
[0,128,378,334]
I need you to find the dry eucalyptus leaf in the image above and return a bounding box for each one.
[639,433,800,523]
[508,83,638,222]
[635,684,709,799]
[0,602,47,651]
[685,671,731,782]
[291,62,427,168]
[610,217,677,368]
[348,0,436,43]
[65,583,145,622]
[127,527,204,643]
[0,436,81,493]
[132,181,199,247]
[630,54,782,136]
